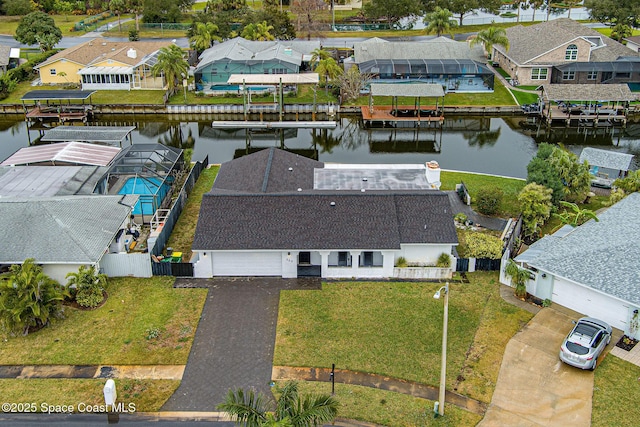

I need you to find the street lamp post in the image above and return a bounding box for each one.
[433,282,449,417]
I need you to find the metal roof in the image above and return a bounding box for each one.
[579,147,634,171]
[227,73,320,84]
[40,126,136,145]
[371,83,445,98]
[0,165,107,196]
[358,59,493,75]
[542,84,635,102]
[21,90,96,101]
[1,142,121,167]
[0,195,138,264]
[77,66,133,75]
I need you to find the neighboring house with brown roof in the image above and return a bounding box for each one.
[35,39,172,90]
[192,148,458,279]
[492,19,640,86]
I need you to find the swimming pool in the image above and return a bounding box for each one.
[118,176,169,215]
[209,84,274,92]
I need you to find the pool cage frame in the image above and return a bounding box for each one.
[105,143,183,223]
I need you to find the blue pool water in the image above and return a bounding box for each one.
[210,84,273,92]
[118,176,169,215]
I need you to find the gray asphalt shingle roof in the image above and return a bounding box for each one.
[579,147,634,171]
[542,84,635,102]
[497,18,637,65]
[0,195,137,264]
[517,193,640,306]
[354,37,486,63]
[193,192,457,251]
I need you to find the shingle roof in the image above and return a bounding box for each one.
[212,147,324,194]
[36,39,171,69]
[542,84,635,102]
[497,18,637,65]
[193,192,457,250]
[0,195,137,264]
[0,45,10,67]
[579,147,634,171]
[517,193,640,306]
[354,37,486,63]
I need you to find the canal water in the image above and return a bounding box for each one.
[1,115,639,180]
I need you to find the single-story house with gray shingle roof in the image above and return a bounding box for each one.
[492,18,640,86]
[624,36,640,53]
[194,37,321,87]
[506,193,640,337]
[192,148,457,279]
[346,37,494,92]
[578,147,635,188]
[0,195,139,284]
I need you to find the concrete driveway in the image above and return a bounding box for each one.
[479,308,595,426]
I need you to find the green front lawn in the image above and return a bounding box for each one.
[593,355,640,427]
[440,171,526,218]
[0,277,207,365]
[275,272,533,405]
[0,379,179,412]
[295,382,482,427]
[510,89,540,106]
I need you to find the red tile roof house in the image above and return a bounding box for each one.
[192,148,458,279]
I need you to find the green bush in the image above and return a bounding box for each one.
[475,187,503,215]
[436,253,451,268]
[454,212,468,224]
[465,233,503,259]
[75,288,104,308]
[395,256,407,267]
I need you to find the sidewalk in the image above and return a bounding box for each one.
[0,365,184,380]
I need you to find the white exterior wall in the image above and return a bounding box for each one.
[82,82,131,91]
[100,253,152,278]
[323,250,395,279]
[282,251,297,278]
[43,263,86,285]
[193,251,213,277]
[399,244,452,265]
[549,275,632,334]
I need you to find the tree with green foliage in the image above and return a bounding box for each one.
[2,0,33,15]
[110,0,126,32]
[471,26,509,58]
[206,0,246,12]
[241,21,275,41]
[151,44,189,92]
[475,186,503,215]
[424,7,457,37]
[310,50,343,93]
[217,381,338,427]
[53,0,74,21]
[364,0,423,29]
[127,0,144,31]
[0,259,66,336]
[505,259,530,298]
[610,23,633,42]
[143,0,193,23]
[528,0,545,22]
[441,0,503,26]
[518,182,553,240]
[65,265,108,309]
[527,156,565,205]
[547,146,591,203]
[613,169,640,194]
[15,11,62,52]
[252,8,296,40]
[585,0,639,27]
[189,21,221,52]
[553,201,598,228]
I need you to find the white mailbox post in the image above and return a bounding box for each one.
[103,379,119,423]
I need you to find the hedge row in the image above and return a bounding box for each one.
[0,50,58,100]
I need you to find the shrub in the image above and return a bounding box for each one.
[454,212,468,224]
[475,187,503,215]
[395,256,407,267]
[465,232,503,259]
[75,288,104,308]
[65,265,107,309]
[436,253,451,268]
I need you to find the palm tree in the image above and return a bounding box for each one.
[65,265,108,308]
[110,0,126,32]
[529,0,545,22]
[314,57,343,94]
[424,7,457,38]
[564,0,581,19]
[309,48,331,69]
[151,44,189,92]
[0,259,66,336]
[190,22,221,52]
[217,381,338,427]
[554,201,599,227]
[241,21,275,41]
[610,23,632,42]
[471,26,510,59]
[505,259,530,299]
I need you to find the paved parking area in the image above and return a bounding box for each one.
[162,277,320,411]
[479,308,595,426]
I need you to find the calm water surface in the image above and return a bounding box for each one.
[1,115,639,180]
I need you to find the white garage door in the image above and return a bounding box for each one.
[552,277,628,331]
[212,252,282,276]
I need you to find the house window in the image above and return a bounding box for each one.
[50,68,57,75]
[531,68,548,80]
[362,252,373,267]
[299,252,311,265]
[338,252,349,267]
[565,44,578,60]
[615,72,631,79]
[562,71,575,80]
[587,71,597,80]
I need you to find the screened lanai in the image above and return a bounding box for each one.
[107,143,183,223]
[358,59,494,92]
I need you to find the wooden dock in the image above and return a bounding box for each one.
[361,106,444,128]
[25,105,92,123]
[542,105,627,127]
[210,121,337,129]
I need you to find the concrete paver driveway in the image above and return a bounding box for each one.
[479,308,595,427]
